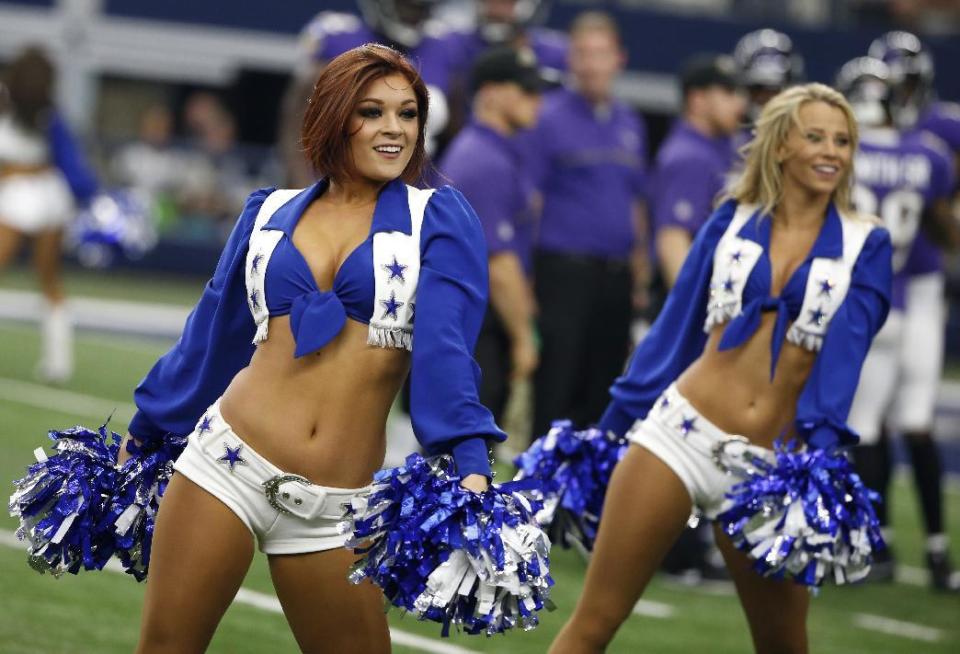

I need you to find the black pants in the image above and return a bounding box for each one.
[474,308,512,425]
[532,251,633,439]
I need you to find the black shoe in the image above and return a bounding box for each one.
[927,550,960,592]
[866,546,896,583]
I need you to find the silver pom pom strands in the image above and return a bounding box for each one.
[339,453,554,636]
[9,424,121,577]
[717,439,885,586]
[514,420,627,552]
[108,434,187,580]
[9,420,188,581]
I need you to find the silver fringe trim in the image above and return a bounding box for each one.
[367,325,413,351]
[252,319,269,345]
[703,303,739,333]
[785,325,823,352]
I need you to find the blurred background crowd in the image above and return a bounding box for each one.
[3,0,960,597]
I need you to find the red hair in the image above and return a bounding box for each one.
[301,43,429,184]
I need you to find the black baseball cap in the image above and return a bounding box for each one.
[681,53,741,95]
[471,46,547,94]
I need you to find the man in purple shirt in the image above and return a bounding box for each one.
[522,12,648,437]
[652,54,745,287]
[439,46,544,422]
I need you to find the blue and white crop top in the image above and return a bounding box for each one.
[599,198,893,450]
[242,181,430,357]
[129,178,506,478]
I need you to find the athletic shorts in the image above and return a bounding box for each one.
[173,399,370,555]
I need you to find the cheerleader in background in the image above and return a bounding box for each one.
[550,83,891,653]
[0,46,97,383]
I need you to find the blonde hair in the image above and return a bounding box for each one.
[730,83,859,218]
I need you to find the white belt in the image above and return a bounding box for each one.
[197,429,367,521]
[635,383,773,478]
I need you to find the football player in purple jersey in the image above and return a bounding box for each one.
[279,1,453,186]
[838,54,960,592]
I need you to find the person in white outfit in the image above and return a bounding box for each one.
[0,47,89,383]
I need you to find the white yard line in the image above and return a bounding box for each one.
[632,599,676,619]
[0,289,190,338]
[853,613,943,643]
[0,529,479,654]
[0,377,136,424]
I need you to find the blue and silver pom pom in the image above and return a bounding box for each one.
[108,435,187,581]
[514,420,627,552]
[340,453,554,636]
[717,440,884,586]
[66,188,157,268]
[8,424,121,577]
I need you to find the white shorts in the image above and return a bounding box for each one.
[847,273,945,443]
[0,169,74,234]
[172,400,370,555]
[626,384,773,519]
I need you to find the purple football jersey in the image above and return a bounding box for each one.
[853,127,955,308]
[914,101,960,152]
[300,11,453,92]
[439,26,568,89]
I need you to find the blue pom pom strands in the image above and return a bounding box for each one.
[108,435,187,581]
[513,420,627,552]
[9,424,121,577]
[717,439,884,586]
[339,454,554,636]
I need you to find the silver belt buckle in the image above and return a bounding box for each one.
[711,435,759,476]
[263,473,312,516]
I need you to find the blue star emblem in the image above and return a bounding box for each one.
[197,415,213,436]
[808,306,826,326]
[249,289,260,311]
[730,250,744,264]
[383,256,407,284]
[659,395,670,411]
[818,278,835,298]
[678,416,698,436]
[722,276,736,293]
[379,291,404,321]
[251,252,264,274]
[217,443,247,472]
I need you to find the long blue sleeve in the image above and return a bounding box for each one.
[47,111,98,204]
[128,189,272,443]
[599,200,738,437]
[796,226,893,449]
[409,186,507,478]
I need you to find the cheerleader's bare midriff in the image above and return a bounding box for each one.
[677,311,817,449]
[219,316,410,489]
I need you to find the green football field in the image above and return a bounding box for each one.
[1,268,959,653]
